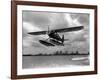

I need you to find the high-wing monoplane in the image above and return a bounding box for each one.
[28,26,84,47]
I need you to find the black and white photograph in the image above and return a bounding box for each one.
[22,11,90,69]
[11,1,97,79]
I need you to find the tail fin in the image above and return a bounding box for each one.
[62,35,64,44]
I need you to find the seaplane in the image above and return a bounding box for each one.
[28,26,84,47]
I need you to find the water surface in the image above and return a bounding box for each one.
[22,55,89,69]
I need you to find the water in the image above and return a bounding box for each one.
[22,55,89,69]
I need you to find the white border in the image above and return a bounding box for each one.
[17,5,95,75]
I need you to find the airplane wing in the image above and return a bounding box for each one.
[28,31,46,35]
[53,26,84,33]
[28,26,83,35]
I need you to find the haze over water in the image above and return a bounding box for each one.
[22,55,89,69]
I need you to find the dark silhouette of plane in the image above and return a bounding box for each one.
[28,26,84,46]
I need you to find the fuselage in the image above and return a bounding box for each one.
[48,31,62,41]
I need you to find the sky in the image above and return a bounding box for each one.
[22,11,90,55]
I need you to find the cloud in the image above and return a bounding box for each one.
[23,11,54,30]
[22,22,47,48]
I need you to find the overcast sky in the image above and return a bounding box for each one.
[22,11,90,55]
